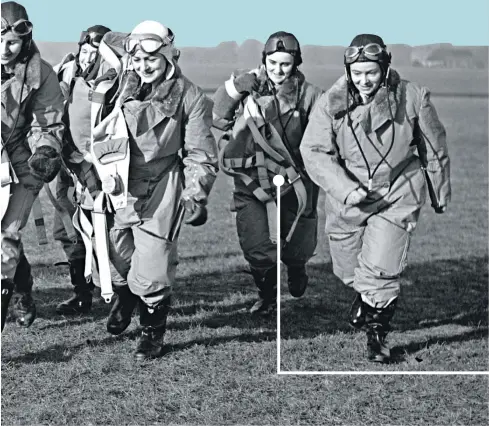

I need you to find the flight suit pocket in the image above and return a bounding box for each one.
[362,219,411,278]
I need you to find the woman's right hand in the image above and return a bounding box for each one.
[345,187,368,205]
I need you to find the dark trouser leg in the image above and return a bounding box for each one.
[105,225,138,335]
[234,192,277,315]
[2,182,39,328]
[249,265,277,315]
[282,206,318,298]
[106,285,139,335]
[1,279,15,332]
[282,180,319,298]
[12,251,37,327]
[53,171,94,315]
[56,258,95,315]
[135,297,171,361]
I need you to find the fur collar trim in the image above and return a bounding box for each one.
[327,69,402,132]
[2,43,42,91]
[118,65,185,118]
[1,44,43,107]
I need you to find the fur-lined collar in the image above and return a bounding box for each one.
[327,69,402,133]
[118,65,185,118]
[250,66,305,117]
[1,43,43,105]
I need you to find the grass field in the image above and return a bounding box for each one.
[1,89,488,423]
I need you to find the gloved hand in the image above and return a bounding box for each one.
[434,205,447,214]
[345,187,368,206]
[28,146,62,183]
[184,199,208,226]
[233,73,259,95]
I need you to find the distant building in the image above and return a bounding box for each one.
[412,47,483,68]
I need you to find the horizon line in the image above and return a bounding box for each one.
[35,40,489,48]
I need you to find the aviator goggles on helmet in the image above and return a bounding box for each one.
[124,33,173,55]
[344,43,386,64]
[78,31,105,48]
[1,17,33,36]
[264,34,299,55]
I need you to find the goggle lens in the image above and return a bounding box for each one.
[124,36,167,55]
[79,31,104,48]
[265,35,299,53]
[1,18,33,36]
[344,43,385,63]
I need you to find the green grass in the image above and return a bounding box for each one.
[1,96,488,424]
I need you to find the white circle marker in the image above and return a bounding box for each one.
[273,175,285,187]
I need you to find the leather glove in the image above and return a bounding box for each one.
[434,205,447,214]
[28,146,62,183]
[345,187,368,206]
[233,73,259,95]
[184,199,208,226]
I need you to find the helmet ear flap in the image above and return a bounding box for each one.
[295,53,302,67]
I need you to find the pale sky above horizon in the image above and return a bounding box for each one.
[7,0,489,46]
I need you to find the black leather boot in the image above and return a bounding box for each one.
[1,279,15,332]
[134,297,171,362]
[12,254,37,327]
[249,266,277,316]
[56,259,94,315]
[106,286,139,335]
[364,299,398,363]
[287,264,309,298]
[349,292,367,329]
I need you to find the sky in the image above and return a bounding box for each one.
[8,0,489,46]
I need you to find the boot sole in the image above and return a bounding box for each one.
[288,282,308,298]
[15,308,37,328]
[368,354,391,363]
[16,315,36,327]
[134,346,165,362]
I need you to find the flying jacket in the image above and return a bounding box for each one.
[1,43,65,190]
[300,69,451,208]
[213,67,322,211]
[116,66,218,208]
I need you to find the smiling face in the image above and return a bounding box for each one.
[265,51,295,86]
[349,61,383,97]
[131,49,167,85]
[1,32,23,66]
[78,43,98,72]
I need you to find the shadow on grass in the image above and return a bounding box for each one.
[178,251,243,261]
[2,261,273,364]
[5,286,112,329]
[3,327,275,365]
[11,255,486,365]
[281,255,488,341]
[14,263,257,325]
[390,328,488,363]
